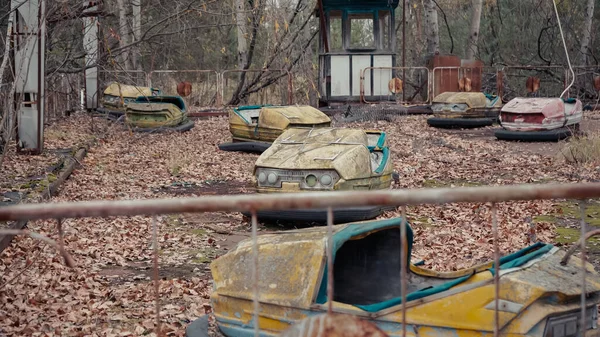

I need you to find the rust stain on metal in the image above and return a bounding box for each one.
[176,81,192,97]
[497,70,504,99]
[388,78,403,94]
[458,76,472,92]
[279,313,389,337]
[1,184,600,222]
[526,76,541,95]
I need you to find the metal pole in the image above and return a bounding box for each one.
[402,0,406,102]
[318,0,329,53]
[1,183,600,222]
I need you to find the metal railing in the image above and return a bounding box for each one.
[148,69,221,110]
[570,66,600,108]
[221,69,293,107]
[499,65,568,101]
[431,66,499,99]
[359,66,430,105]
[0,182,599,336]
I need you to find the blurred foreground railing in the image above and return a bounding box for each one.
[0,182,599,337]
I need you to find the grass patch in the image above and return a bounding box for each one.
[557,132,600,164]
[557,201,600,227]
[555,227,600,247]
[533,215,558,223]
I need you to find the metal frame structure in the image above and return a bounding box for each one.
[430,66,492,99]
[221,69,293,106]
[148,69,221,107]
[499,65,568,101]
[570,66,600,108]
[82,1,99,110]
[0,182,598,336]
[12,0,46,154]
[359,66,430,104]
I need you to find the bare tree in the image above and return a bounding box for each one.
[579,0,595,65]
[235,0,248,69]
[465,0,483,60]
[423,0,439,55]
[132,0,142,70]
[117,0,131,69]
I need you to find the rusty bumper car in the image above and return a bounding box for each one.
[218,105,331,154]
[96,82,161,121]
[427,92,502,129]
[124,95,195,133]
[242,127,394,225]
[495,97,583,142]
[186,216,600,337]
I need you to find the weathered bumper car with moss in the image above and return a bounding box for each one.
[427,92,502,129]
[96,82,161,120]
[218,105,332,154]
[245,127,393,224]
[186,217,600,337]
[495,97,583,142]
[124,95,195,132]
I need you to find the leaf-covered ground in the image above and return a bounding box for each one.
[1,112,599,336]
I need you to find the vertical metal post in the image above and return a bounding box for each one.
[400,206,408,337]
[12,0,45,154]
[83,1,99,110]
[492,203,500,337]
[326,207,334,314]
[318,0,329,53]
[579,202,587,332]
[251,211,260,337]
[402,0,406,102]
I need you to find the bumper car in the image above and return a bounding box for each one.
[495,97,583,142]
[96,82,161,120]
[186,217,600,337]
[246,127,393,224]
[427,92,502,129]
[218,105,331,154]
[124,95,195,132]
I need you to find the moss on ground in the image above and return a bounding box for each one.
[533,215,558,223]
[556,201,600,227]
[533,200,600,252]
[555,227,600,246]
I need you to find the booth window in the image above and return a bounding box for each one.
[329,10,343,52]
[349,12,375,50]
[379,10,391,51]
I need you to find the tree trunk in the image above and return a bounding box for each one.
[465,0,483,60]
[579,0,595,65]
[423,0,439,55]
[235,0,248,70]
[132,0,142,71]
[0,11,13,145]
[117,0,130,69]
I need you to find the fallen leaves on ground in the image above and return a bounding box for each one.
[1,112,599,335]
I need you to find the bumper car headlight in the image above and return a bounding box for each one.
[320,174,333,186]
[267,172,278,184]
[255,168,339,189]
[306,174,317,187]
